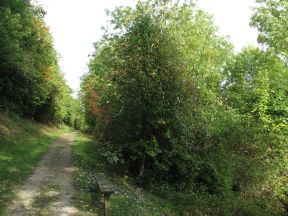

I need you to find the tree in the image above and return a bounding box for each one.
[0,0,74,123]
[223,47,288,210]
[81,0,287,213]
[81,0,232,181]
[251,1,288,206]
[251,0,288,58]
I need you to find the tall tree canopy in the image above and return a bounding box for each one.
[251,0,288,58]
[0,0,74,123]
[80,0,288,214]
[81,0,232,180]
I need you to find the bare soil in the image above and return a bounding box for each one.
[7,133,83,216]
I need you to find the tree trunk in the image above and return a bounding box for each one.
[139,154,146,177]
[93,127,97,137]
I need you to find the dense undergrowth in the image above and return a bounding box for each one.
[0,112,68,213]
[73,134,180,216]
[73,134,285,215]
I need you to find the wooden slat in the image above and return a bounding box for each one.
[95,173,115,194]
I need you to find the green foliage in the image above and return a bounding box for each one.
[73,134,283,216]
[0,0,75,124]
[73,134,180,216]
[63,97,86,130]
[251,0,288,57]
[81,0,232,178]
[223,47,288,210]
[250,3,288,205]
[80,0,287,213]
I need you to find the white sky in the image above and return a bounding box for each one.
[36,0,258,93]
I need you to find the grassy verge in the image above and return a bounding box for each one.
[0,112,69,213]
[73,134,279,216]
[73,134,180,216]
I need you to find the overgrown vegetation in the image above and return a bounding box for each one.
[73,134,180,215]
[80,0,288,214]
[0,112,69,214]
[73,134,279,215]
[1,0,287,214]
[0,0,84,128]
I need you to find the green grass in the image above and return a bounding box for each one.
[0,112,69,213]
[72,134,180,216]
[72,134,284,216]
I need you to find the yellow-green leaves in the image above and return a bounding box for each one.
[0,0,74,124]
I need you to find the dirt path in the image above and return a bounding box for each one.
[7,133,82,216]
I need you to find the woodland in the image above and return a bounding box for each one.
[0,0,287,215]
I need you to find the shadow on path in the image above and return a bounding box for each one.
[7,133,83,216]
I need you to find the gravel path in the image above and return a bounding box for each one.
[7,133,82,216]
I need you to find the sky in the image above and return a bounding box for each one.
[36,0,258,93]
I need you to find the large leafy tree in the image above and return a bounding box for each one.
[81,0,232,181]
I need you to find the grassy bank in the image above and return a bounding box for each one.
[73,134,180,216]
[0,112,68,213]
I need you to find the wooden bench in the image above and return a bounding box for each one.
[95,173,115,216]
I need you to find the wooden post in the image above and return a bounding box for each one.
[95,173,114,216]
[104,193,111,216]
